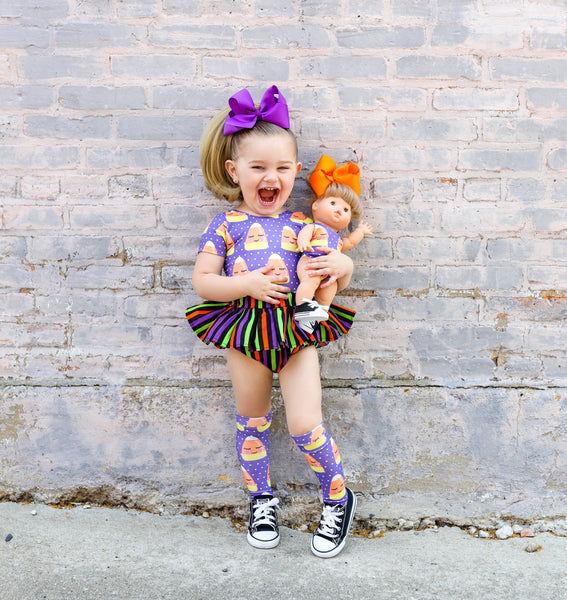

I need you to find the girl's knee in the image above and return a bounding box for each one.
[287,416,322,437]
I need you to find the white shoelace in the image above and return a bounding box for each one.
[251,497,279,529]
[316,503,344,539]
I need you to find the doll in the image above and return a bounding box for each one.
[294,155,373,332]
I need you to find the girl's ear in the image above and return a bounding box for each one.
[295,161,302,176]
[225,159,237,181]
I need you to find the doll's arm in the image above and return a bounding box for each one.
[192,252,290,304]
[340,220,373,252]
[296,223,315,252]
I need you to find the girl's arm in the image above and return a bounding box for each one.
[192,252,290,304]
[302,247,353,291]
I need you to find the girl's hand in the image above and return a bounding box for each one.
[192,253,289,303]
[303,247,353,290]
[244,265,290,304]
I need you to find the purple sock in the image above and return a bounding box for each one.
[292,423,347,506]
[236,411,273,499]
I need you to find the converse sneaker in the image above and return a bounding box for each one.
[247,494,280,549]
[294,299,329,325]
[311,487,357,558]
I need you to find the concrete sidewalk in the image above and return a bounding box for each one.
[1,501,566,600]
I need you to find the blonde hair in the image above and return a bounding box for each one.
[200,105,298,202]
[307,179,363,221]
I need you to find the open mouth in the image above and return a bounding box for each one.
[258,187,279,206]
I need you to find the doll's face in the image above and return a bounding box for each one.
[311,195,352,231]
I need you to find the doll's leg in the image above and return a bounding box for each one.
[227,349,279,548]
[295,257,329,332]
[295,256,322,306]
[314,279,337,310]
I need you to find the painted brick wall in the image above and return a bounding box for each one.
[1,1,567,521]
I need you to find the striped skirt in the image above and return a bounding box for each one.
[185,294,355,353]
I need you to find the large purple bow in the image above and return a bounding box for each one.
[223,85,290,136]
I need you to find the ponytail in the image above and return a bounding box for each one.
[200,108,241,202]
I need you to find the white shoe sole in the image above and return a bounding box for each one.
[247,531,280,549]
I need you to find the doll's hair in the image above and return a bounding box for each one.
[307,179,363,221]
[200,105,298,202]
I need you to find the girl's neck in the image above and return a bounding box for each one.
[235,204,287,218]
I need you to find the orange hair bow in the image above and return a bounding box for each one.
[309,155,361,197]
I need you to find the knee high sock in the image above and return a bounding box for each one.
[236,411,273,499]
[292,423,347,506]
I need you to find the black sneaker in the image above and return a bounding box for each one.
[247,494,280,549]
[311,487,357,558]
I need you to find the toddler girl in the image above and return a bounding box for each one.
[186,86,357,558]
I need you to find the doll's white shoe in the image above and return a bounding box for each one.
[297,320,317,334]
[294,299,329,325]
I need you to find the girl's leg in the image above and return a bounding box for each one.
[227,347,273,418]
[227,348,274,497]
[227,349,279,549]
[279,346,355,558]
[279,347,345,504]
[277,345,322,436]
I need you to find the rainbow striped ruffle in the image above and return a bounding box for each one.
[185,293,355,352]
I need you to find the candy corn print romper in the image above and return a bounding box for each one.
[185,209,355,373]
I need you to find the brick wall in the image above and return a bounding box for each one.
[1,1,567,521]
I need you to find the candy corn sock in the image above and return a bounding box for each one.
[236,411,273,499]
[291,423,347,506]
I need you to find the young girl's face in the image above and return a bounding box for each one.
[225,132,302,217]
[311,195,352,231]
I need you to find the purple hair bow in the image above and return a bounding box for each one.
[223,85,290,136]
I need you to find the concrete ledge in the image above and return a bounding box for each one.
[1,383,566,523]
